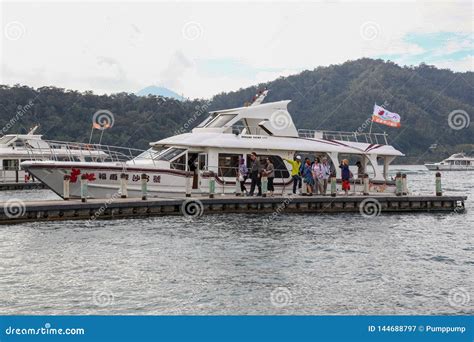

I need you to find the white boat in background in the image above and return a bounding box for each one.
[21,92,404,199]
[424,153,474,171]
[0,125,110,184]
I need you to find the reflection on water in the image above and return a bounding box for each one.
[0,166,472,315]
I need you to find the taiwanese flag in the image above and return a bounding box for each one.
[372,104,401,128]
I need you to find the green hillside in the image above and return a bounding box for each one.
[0,59,472,163]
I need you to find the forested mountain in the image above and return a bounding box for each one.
[0,86,206,149]
[0,59,472,162]
[210,59,473,162]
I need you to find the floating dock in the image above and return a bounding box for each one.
[0,194,467,225]
[0,182,47,191]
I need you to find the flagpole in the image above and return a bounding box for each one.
[88,127,94,144]
[369,119,373,134]
[98,129,105,146]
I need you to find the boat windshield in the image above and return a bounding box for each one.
[135,147,186,162]
[205,114,237,128]
[157,148,186,161]
[0,136,15,145]
[135,148,162,160]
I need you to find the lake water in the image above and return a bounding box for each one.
[0,165,472,315]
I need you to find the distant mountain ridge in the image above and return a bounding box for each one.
[136,86,184,100]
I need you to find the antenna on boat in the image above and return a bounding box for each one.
[28,125,40,135]
[247,88,269,107]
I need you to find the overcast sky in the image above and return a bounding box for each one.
[1,0,472,99]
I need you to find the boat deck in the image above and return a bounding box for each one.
[0,194,467,224]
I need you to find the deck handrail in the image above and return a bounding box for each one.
[23,140,146,164]
[298,129,388,145]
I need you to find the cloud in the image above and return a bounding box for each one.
[1,1,472,97]
[159,51,194,90]
[431,55,473,72]
[374,31,473,72]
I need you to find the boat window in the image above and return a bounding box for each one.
[197,114,217,128]
[135,148,162,161]
[135,147,187,163]
[218,153,240,177]
[156,148,186,162]
[14,140,25,147]
[2,159,19,171]
[170,153,186,170]
[0,136,15,145]
[205,114,237,128]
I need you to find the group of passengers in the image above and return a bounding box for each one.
[238,152,366,197]
[238,152,274,197]
[283,155,333,195]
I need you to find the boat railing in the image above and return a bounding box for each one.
[24,140,146,164]
[226,125,389,144]
[298,129,388,145]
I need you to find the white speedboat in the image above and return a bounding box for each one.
[21,94,404,199]
[425,153,474,171]
[0,126,108,183]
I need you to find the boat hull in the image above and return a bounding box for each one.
[22,161,397,199]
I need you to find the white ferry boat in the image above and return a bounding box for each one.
[0,126,107,184]
[424,153,474,171]
[21,94,404,199]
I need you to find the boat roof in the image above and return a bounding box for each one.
[445,153,474,160]
[151,99,404,157]
[151,132,403,156]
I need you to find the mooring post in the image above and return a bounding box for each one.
[63,175,70,201]
[185,172,192,198]
[402,173,408,195]
[120,173,128,198]
[301,178,307,196]
[330,175,337,197]
[261,176,268,197]
[141,173,148,200]
[209,171,215,199]
[436,172,442,196]
[80,174,88,203]
[363,173,369,195]
[235,176,242,196]
[395,172,402,196]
